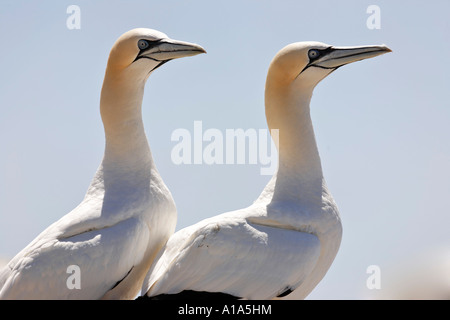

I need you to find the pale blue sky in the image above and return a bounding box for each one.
[0,1,449,299]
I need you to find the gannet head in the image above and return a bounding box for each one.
[268,41,391,89]
[106,28,206,78]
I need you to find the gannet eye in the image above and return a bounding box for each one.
[308,49,320,60]
[138,39,150,50]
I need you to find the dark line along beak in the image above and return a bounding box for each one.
[312,44,392,70]
[137,38,206,62]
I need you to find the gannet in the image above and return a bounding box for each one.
[0,28,205,300]
[141,42,391,300]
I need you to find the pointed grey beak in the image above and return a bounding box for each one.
[143,38,206,61]
[313,44,392,69]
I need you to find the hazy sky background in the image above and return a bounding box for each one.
[0,1,449,299]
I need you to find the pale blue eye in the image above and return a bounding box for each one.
[138,39,149,50]
[308,49,320,59]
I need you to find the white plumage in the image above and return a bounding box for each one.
[142,41,391,300]
[0,28,205,299]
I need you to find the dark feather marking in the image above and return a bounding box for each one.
[277,287,293,298]
[137,290,240,300]
[110,267,134,291]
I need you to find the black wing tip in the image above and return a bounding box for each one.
[137,290,240,300]
[277,287,293,298]
[110,267,134,291]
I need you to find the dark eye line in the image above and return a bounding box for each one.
[138,39,163,52]
[296,46,335,79]
[133,39,165,63]
[308,47,333,61]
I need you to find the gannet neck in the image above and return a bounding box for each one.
[100,67,152,171]
[265,75,323,203]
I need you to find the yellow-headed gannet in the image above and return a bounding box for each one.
[0,28,205,300]
[140,42,391,300]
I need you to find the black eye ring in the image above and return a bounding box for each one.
[308,49,320,60]
[138,39,150,50]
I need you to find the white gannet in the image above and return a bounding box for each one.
[0,28,205,300]
[141,42,391,300]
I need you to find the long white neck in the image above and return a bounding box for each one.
[85,67,157,202]
[264,74,323,205]
[100,68,152,169]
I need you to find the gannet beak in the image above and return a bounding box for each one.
[313,44,392,69]
[143,38,206,61]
